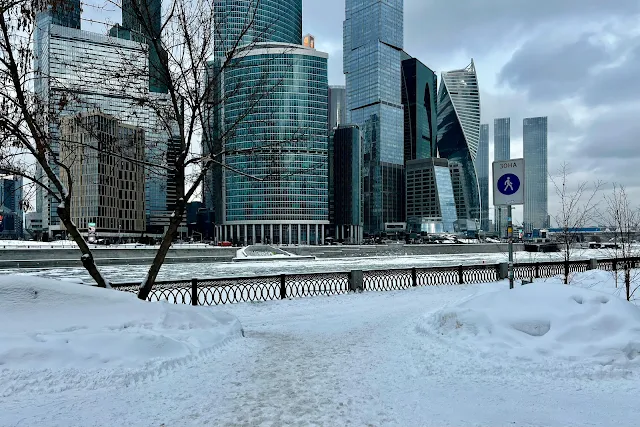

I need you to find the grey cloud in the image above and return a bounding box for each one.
[582,43,640,107]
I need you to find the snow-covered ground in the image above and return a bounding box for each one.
[0,248,613,284]
[2,270,640,426]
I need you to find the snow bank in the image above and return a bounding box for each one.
[419,281,640,367]
[0,275,242,397]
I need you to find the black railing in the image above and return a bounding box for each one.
[111,257,640,306]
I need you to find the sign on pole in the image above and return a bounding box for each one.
[492,158,525,206]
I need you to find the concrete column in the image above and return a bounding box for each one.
[350,225,354,244]
[260,224,264,244]
[315,224,319,245]
[279,224,283,245]
[288,225,292,246]
[243,224,248,245]
[297,226,301,245]
[321,225,325,245]
[252,225,256,245]
[269,225,273,244]
[307,224,311,245]
[236,225,240,243]
[223,226,227,241]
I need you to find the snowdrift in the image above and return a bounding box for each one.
[0,275,242,396]
[419,281,640,367]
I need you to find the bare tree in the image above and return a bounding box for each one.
[1,0,314,298]
[550,163,603,284]
[600,184,640,301]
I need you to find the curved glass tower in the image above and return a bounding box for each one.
[213,0,302,59]
[436,60,481,228]
[216,43,329,245]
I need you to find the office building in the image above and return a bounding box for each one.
[329,125,363,243]
[60,112,146,236]
[37,0,81,29]
[344,0,405,235]
[523,116,549,231]
[477,124,490,231]
[328,86,346,132]
[494,117,511,237]
[436,60,481,229]
[406,158,457,234]
[0,174,24,239]
[34,17,176,236]
[401,53,438,161]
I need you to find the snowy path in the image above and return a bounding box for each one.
[3,283,640,426]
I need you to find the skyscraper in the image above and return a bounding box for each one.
[328,86,346,132]
[523,116,549,231]
[37,0,81,29]
[344,0,404,235]
[477,124,489,232]
[401,53,438,161]
[436,60,481,230]
[208,1,329,245]
[493,117,510,237]
[0,174,24,239]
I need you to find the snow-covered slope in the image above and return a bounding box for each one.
[421,279,640,367]
[0,276,242,397]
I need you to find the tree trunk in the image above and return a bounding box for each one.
[137,201,186,300]
[57,203,110,288]
[625,266,631,301]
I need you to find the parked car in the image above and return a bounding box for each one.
[218,241,232,247]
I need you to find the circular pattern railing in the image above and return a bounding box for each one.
[363,269,412,291]
[286,272,350,298]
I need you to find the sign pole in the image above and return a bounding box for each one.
[508,205,514,289]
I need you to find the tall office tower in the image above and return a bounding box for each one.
[344,0,405,235]
[401,53,438,161]
[0,174,24,239]
[477,124,489,232]
[33,19,155,237]
[36,0,81,29]
[330,125,363,244]
[523,116,549,231]
[493,117,510,237]
[436,60,481,230]
[111,0,168,93]
[208,0,329,245]
[406,158,457,234]
[328,86,347,132]
[60,112,146,236]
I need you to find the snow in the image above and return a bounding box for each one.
[2,272,640,426]
[0,275,242,398]
[422,278,640,367]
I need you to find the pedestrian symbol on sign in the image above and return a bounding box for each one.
[497,173,520,196]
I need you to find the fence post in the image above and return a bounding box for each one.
[458,265,464,284]
[535,262,540,278]
[411,267,417,287]
[280,274,286,299]
[588,258,598,270]
[498,262,508,280]
[349,270,363,292]
[191,278,198,306]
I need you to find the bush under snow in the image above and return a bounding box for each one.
[420,280,640,367]
[0,275,242,397]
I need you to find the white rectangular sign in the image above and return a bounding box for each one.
[493,158,524,206]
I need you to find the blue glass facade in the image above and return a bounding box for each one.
[477,124,489,231]
[213,0,302,59]
[344,0,404,235]
[437,60,481,226]
[523,116,549,231]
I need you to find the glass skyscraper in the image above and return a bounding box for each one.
[436,60,481,228]
[494,117,510,237]
[344,0,404,235]
[401,53,438,161]
[328,86,347,132]
[523,116,549,231]
[477,124,489,232]
[0,174,24,239]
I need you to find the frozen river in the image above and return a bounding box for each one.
[0,249,610,284]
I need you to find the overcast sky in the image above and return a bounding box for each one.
[303,0,640,225]
[85,0,640,226]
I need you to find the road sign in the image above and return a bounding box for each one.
[493,158,524,206]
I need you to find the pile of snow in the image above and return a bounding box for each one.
[0,275,242,397]
[419,281,640,367]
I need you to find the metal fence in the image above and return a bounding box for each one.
[111,257,640,306]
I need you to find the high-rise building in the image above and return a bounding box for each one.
[493,117,511,237]
[0,174,24,239]
[477,124,490,232]
[328,86,346,132]
[344,0,405,235]
[111,0,168,93]
[60,112,146,236]
[401,53,438,161]
[406,158,457,234]
[523,116,549,231]
[329,125,363,243]
[437,60,481,229]
[37,0,81,29]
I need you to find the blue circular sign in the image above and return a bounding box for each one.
[497,173,520,195]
